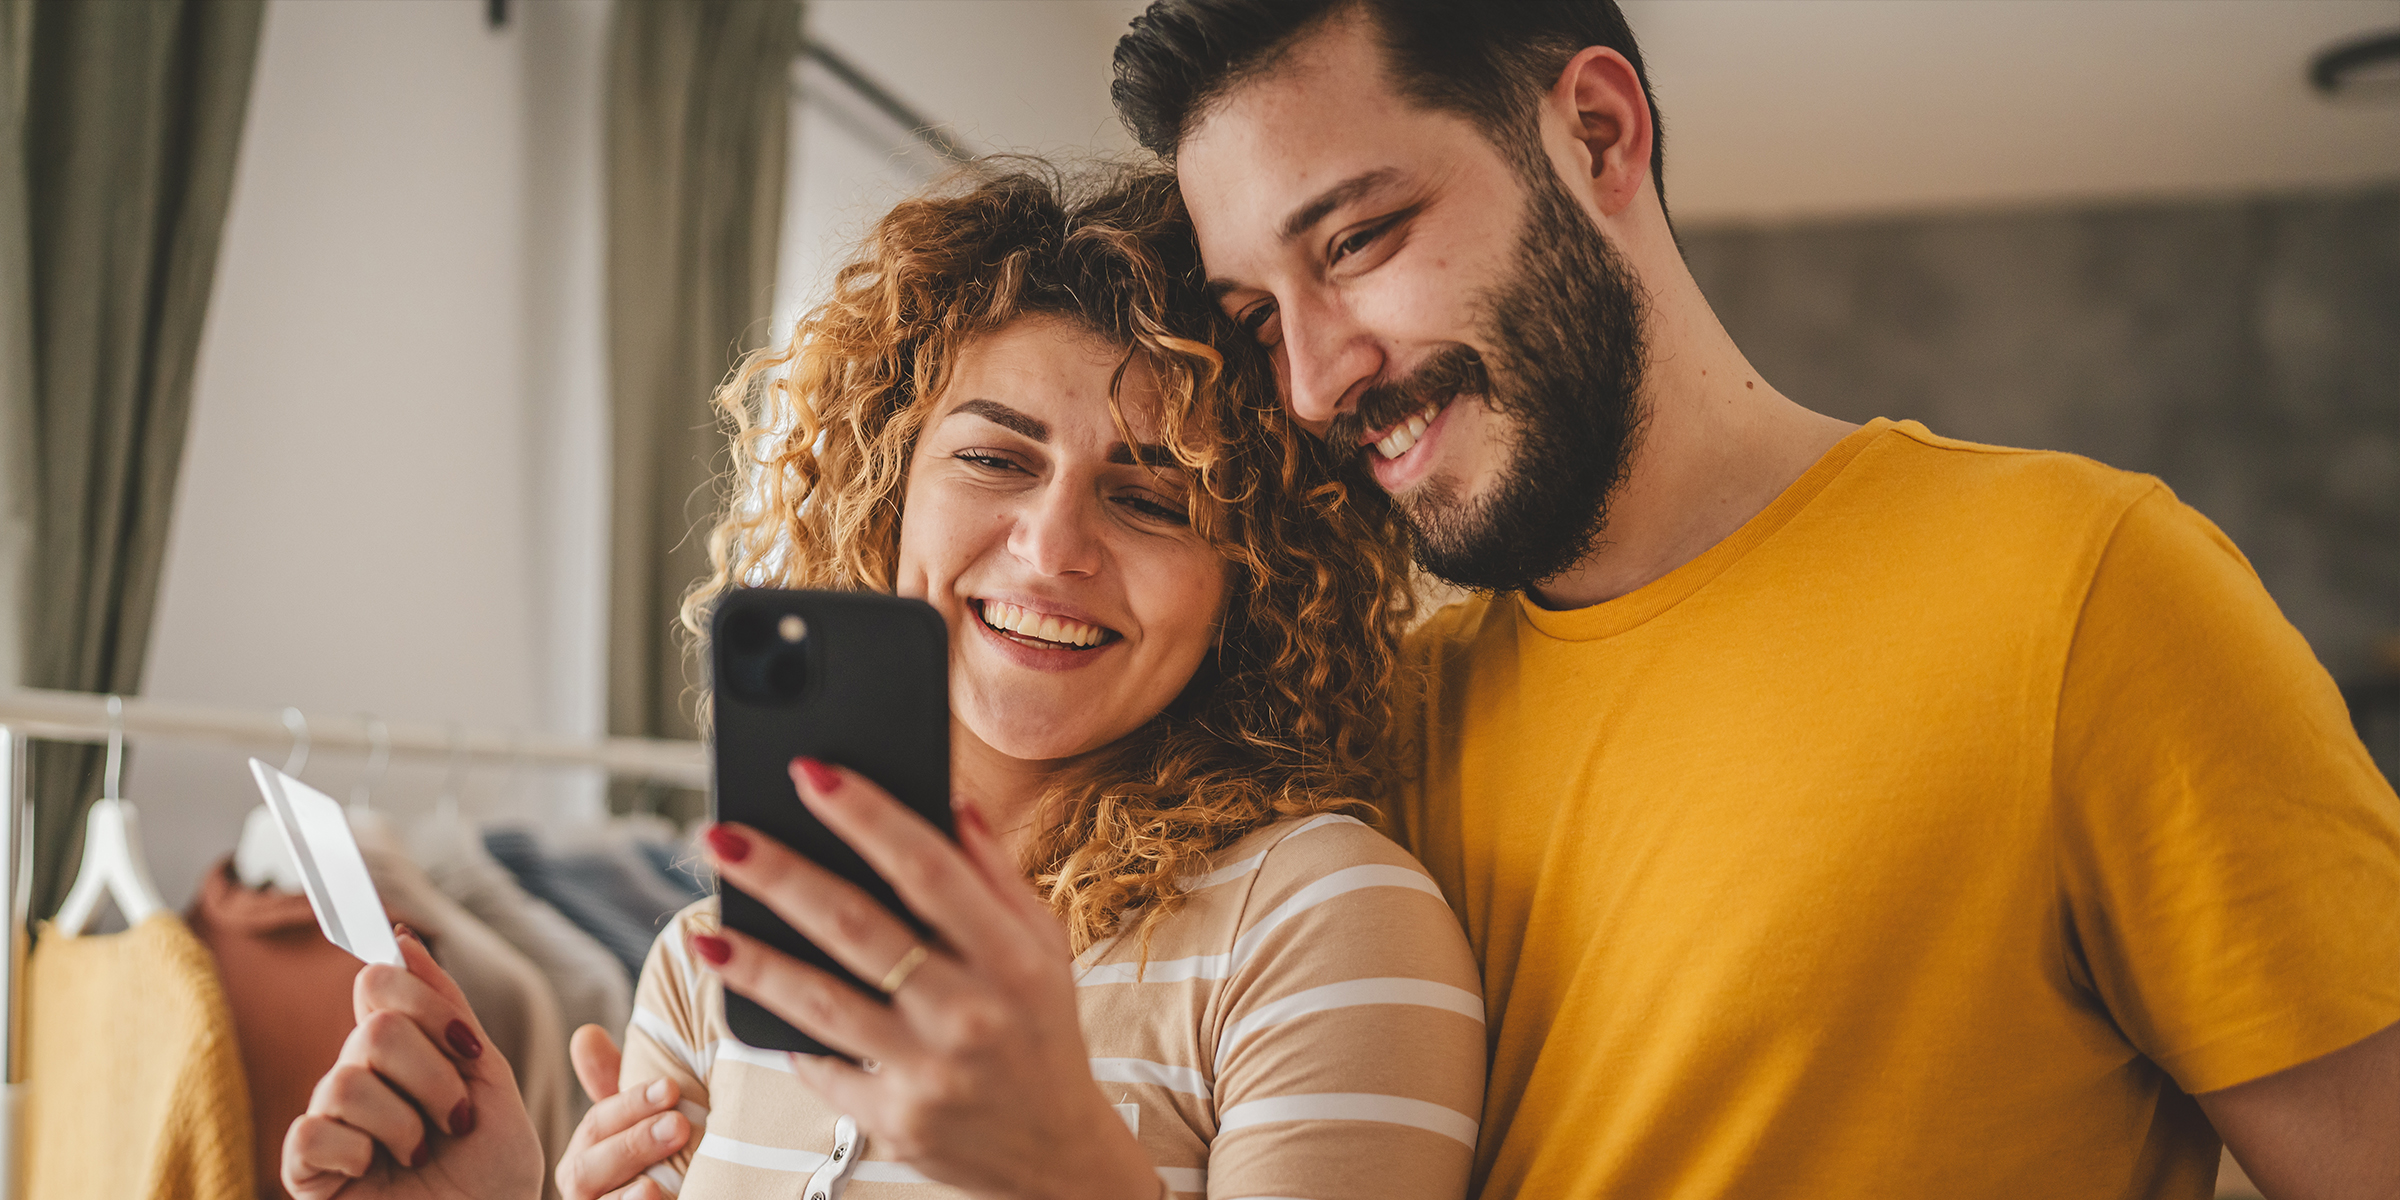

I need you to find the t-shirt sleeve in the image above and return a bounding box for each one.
[2054,484,2400,1094]
[1205,820,1486,1200]
[616,900,717,1192]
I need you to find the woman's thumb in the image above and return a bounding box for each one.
[570,1024,623,1104]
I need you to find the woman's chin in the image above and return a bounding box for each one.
[960,709,1152,767]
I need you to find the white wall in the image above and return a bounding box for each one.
[134,0,611,907]
[772,0,1145,333]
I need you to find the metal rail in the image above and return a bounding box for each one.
[0,690,706,1197]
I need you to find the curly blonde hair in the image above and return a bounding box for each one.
[683,163,1414,954]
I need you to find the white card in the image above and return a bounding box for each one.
[247,759,404,967]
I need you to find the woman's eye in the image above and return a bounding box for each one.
[1238,301,1278,339]
[955,452,1022,473]
[1118,493,1190,525]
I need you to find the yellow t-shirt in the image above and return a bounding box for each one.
[1391,418,2400,1200]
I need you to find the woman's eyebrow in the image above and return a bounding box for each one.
[1107,442,1179,467]
[951,398,1048,441]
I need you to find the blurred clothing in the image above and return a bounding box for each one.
[416,816,633,1122]
[486,828,659,978]
[187,859,359,1200]
[26,912,254,1200]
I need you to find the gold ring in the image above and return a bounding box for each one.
[877,944,930,995]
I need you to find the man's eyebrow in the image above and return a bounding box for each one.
[950,399,1047,441]
[1207,168,1406,299]
[1279,167,1402,242]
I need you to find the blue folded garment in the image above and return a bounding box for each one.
[483,829,657,980]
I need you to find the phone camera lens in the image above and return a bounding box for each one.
[778,614,806,643]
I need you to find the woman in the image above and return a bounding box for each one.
[280,165,1482,1200]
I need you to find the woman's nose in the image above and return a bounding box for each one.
[1007,483,1103,577]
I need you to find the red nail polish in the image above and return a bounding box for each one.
[703,824,750,863]
[410,1138,431,1168]
[795,756,841,795]
[445,1020,483,1059]
[450,1098,477,1137]
[692,933,733,965]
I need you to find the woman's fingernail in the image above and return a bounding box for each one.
[956,803,990,839]
[394,922,418,944]
[652,1113,684,1143]
[703,824,750,863]
[409,1138,431,1168]
[795,756,841,795]
[445,1020,483,1059]
[692,933,733,965]
[449,1099,477,1137]
[646,1078,671,1105]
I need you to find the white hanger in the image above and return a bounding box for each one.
[235,707,310,892]
[405,723,478,872]
[52,696,168,935]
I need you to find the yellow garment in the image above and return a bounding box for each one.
[25,912,255,1200]
[1392,419,2400,1200]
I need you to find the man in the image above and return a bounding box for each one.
[1114,3,2400,1198]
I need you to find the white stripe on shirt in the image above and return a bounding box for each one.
[1226,866,1446,972]
[1081,865,1439,988]
[1216,977,1485,1064]
[1158,1166,1207,1193]
[630,1005,711,1080]
[1079,951,1231,987]
[1185,814,1363,890]
[711,1037,795,1074]
[1217,1093,1478,1147]
[1091,1056,1210,1097]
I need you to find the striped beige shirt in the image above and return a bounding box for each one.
[620,813,1484,1198]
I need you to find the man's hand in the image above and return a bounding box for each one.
[2199,1017,2400,1200]
[556,1025,691,1200]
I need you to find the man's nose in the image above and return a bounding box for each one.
[1008,482,1103,577]
[1278,291,1379,432]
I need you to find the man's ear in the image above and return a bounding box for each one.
[1546,46,1654,218]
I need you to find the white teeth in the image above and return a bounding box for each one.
[1372,405,1442,460]
[979,601,1106,648]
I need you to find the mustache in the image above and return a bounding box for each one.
[1325,344,1491,452]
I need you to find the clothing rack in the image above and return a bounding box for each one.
[0,687,707,1200]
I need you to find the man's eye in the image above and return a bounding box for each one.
[1331,218,1394,265]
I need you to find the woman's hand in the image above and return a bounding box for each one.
[282,928,547,1200]
[693,759,1160,1200]
[556,1025,691,1200]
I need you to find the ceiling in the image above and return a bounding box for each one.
[1618,0,2400,225]
[817,0,2400,226]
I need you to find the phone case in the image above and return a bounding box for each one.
[709,588,953,1055]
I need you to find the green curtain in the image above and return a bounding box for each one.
[0,0,263,918]
[606,0,800,809]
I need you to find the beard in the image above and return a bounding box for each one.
[1326,169,1649,594]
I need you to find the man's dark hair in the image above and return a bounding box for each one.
[1112,0,1667,214]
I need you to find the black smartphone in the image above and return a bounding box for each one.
[709,588,952,1055]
